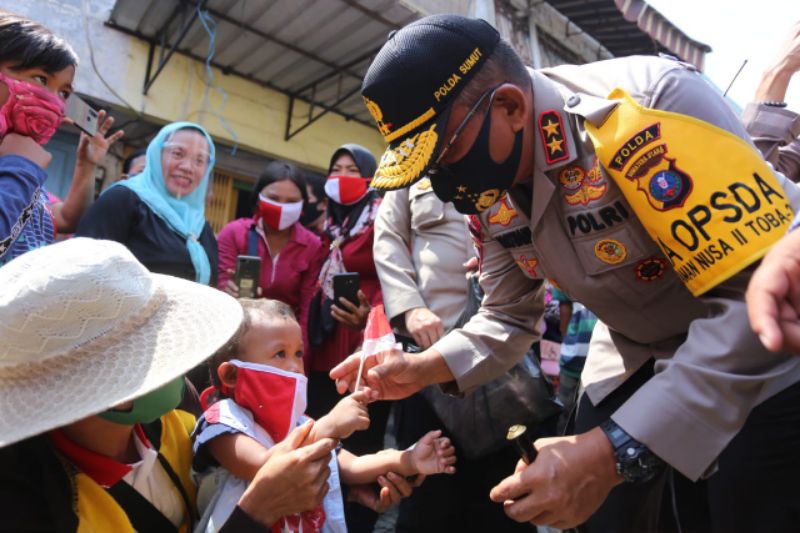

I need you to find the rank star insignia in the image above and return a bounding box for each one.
[594,239,627,265]
[542,120,560,137]
[515,255,539,278]
[538,110,569,165]
[487,196,518,226]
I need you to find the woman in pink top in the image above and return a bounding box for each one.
[217,161,323,350]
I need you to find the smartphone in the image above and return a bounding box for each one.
[235,255,262,298]
[333,272,360,307]
[66,95,99,137]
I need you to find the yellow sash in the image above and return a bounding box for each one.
[585,89,793,296]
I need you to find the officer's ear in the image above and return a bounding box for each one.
[492,84,528,133]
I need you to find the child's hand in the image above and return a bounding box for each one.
[409,430,456,475]
[325,389,371,439]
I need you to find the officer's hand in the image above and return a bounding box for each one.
[747,227,800,353]
[237,420,335,527]
[489,427,622,530]
[330,346,454,401]
[346,472,421,513]
[405,307,444,349]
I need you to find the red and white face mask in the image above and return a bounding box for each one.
[226,359,307,443]
[258,194,303,231]
[325,175,370,205]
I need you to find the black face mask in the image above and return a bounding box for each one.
[300,200,323,226]
[430,104,524,215]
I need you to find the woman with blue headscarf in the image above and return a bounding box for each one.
[77,122,217,286]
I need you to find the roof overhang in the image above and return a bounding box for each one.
[106,0,422,140]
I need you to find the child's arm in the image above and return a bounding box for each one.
[305,390,371,444]
[338,430,456,485]
[207,433,276,482]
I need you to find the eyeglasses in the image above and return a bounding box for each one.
[429,82,506,176]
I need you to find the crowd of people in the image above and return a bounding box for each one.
[1,7,800,533]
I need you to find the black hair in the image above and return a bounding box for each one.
[207,299,298,390]
[0,11,78,74]
[250,160,308,214]
[305,173,327,201]
[122,148,147,175]
[456,39,530,108]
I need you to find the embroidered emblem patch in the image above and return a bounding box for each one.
[594,239,627,265]
[372,124,439,190]
[560,159,608,206]
[635,257,667,281]
[515,255,539,277]
[416,177,432,190]
[538,110,569,165]
[488,196,518,226]
[364,96,392,138]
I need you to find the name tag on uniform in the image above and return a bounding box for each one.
[585,89,793,296]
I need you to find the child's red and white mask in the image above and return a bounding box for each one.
[226,359,307,443]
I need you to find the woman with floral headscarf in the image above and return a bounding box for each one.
[77,122,218,287]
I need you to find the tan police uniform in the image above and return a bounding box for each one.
[374,178,473,331]
[431,55,800,481]
[743,102,800,182]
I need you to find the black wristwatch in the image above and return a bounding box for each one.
[600,419,664,484]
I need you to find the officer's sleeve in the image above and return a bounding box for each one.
[741,102,800,183]
[431,217,544,395]
[611,66,800,480]
[373,189,427,327]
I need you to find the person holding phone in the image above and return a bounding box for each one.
[0,10,123,266]
[77,121,217,288]
[306,143,388,533]
[216,160,323,352]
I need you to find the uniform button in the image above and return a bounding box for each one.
[566,94,581,107]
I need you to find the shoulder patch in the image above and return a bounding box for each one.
[538,110,569,165]
[594,239,627,265]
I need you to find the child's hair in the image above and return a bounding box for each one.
[208,298,298,389]
[0,11,78,73]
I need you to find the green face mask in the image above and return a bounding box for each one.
[99,376,186,425]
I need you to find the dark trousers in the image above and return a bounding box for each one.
[394,393,536,533]
[307,371,392,533]
[575,360,800,533]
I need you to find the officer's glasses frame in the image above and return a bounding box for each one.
[429,82,506,176]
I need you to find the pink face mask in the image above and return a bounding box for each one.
[0,72,65,145]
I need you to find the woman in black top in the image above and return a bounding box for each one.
[78,122,218,285]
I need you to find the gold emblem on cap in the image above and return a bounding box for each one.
[364,96,392,137]
[372,124,439,190]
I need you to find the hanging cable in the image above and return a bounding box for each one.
[195,4,239,155]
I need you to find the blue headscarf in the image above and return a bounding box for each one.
[117,122,216,284]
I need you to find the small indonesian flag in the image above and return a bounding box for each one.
[356,304,397,391]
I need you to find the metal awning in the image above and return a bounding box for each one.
[106,0,421,140]
[545,0,711,70]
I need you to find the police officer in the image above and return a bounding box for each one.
[331,14,800,532]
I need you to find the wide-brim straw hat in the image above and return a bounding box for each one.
[0,238,243,446]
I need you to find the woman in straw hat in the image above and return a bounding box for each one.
[0,238,337,531]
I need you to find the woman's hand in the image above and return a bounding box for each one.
[76,110,124,167]
[223,268,262,298]
[346,472,422,513]
[331,290,370,330]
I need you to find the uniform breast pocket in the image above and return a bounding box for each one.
[572,224,680,300]
[409,187,444,231]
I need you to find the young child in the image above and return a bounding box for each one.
[192,299,456,532]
